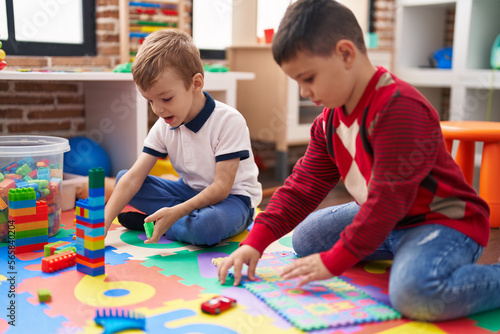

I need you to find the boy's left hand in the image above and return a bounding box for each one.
[143,207,182,244]
[280,253,334,286]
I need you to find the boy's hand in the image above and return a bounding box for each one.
[143,207,182,244]
[280,253,333,286]
[218,245,260,286]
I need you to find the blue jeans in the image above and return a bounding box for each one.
[116,170,253,246]
[292,201,500,321]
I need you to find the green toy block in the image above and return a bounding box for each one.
[8,188,36,202]
[44,240,65,257]
[38,289,51,303]
[88,167,105,189]
[0,172,4,182]
[15,164,32,176]
[55,246,76,254]
[0,212,7,224]
[144,222,154,239]
[15,227,48,239]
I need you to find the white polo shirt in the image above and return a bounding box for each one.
[143,92,262,208]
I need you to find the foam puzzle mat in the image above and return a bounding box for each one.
[1,207,499,333]
[235,252,401,331]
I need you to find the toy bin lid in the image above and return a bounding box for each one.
[0,135,70,157]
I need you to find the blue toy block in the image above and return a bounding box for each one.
[77,263,105,276]
[88,196,105,207]
[85,226,105,237]
[14,234,48,247]
[88,208,105,221]
[8,199,36,209]
[89,187,105,197]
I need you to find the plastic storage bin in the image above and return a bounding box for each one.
[0,136,70,242]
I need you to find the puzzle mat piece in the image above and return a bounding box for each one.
[1,292,69,334]
[82,294,304,334]
[141,241,241,294]
[241,252,401,331]
[434,316,496,334]
[17,260,204,328]
[107,224,247,261]
[468,308,500,332]
[341,261,391,295]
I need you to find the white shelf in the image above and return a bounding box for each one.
[396,68,455,87]
[395,0,500,122]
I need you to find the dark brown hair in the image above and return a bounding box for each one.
[272,0,366,65]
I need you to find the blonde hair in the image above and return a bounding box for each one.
[132,29,204,91]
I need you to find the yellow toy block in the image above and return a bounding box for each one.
[84,239,104,251]
[8,206,36,217]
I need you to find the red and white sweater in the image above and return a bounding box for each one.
[242,67,490,276]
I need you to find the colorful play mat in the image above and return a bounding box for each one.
[1,207,500,333]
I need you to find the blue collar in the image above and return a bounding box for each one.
[171,92,215,133]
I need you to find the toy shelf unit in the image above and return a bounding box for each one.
[119,0,188,64]
[395,0,500,122]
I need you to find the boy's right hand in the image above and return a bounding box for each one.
[218,245,261,286]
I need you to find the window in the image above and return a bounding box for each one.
[0,0,96,56]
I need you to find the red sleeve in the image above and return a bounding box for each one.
[242,111,341,254]
[321,97,440,275]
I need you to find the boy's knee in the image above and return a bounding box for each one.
[390,279,448,321]
[292,224,315,257]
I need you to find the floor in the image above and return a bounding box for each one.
[257,167,500,265]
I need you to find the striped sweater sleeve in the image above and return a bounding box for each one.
[241,113,341,254]
[321,97,439,275]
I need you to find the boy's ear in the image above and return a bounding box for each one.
[192,73,204,92]
[336,40,356,67]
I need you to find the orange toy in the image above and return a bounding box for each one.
[441,121,500,228]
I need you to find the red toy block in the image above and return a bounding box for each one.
[42,251,77,273]
[16,242,48,254]
[0,179,16,197]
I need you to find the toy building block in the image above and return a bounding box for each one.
[38,289,51,303]
[95,309,145,334]
[10,197,48,254]
[42,251,77,273]
[76,167,105,276]
[144,222,154,239]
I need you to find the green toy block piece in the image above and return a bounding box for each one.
[44,240,65,257]
[28,179,49,189]
[8,188,36,202]
[15,227,48,239]
[0,211,7,224]
[88,167,105,189]
[38,289,51,303]
[16,164,32,176]
[54,246,76,254]
[0,172,4,182]
[144,222,154,239]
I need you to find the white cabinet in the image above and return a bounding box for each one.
[395,0,500,122]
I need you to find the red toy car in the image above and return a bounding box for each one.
[201,296,237,315]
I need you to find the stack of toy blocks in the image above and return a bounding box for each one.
[8,188,48,253]
[75,167,105,276]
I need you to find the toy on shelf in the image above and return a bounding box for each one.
[0,41,6,71]
[8,188,48,254]
[201,295,237,315]
[95,308,146,334]
[75,167,105,276]
[38,289,51,303]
